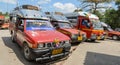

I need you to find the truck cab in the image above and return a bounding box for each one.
[101,22,120,40]
[65,12,105,41]
[9,5,71,61]
[45,12,86,43]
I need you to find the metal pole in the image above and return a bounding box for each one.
[16,0,19,7]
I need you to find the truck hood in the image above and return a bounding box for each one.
[92,30,104,35]
[79,30,86,35]
[109,31,120,35]
[61,28,79,34]
[61,28,86,35]
[25,30,70,43]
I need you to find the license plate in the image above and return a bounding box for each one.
[78,36,82,41]
[52,48,63,55]
[97,36,101,40]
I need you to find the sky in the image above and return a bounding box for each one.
[0,0,117,13]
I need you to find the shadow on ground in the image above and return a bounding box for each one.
[2,37,66,65]
[85,40,101,43]
[84,52,120,65]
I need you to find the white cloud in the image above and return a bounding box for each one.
[53,2,77,13]
[0,0,16,4]
[38,0,51,4]
[98,3,112,8]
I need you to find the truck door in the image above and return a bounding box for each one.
[16,20,25,45]
[80,18,92,38]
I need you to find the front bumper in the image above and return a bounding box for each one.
[29,44,71,61]
[90,35,97,40]
[97,35,106,40]
[100,35,106,40]
[71,36,83,43]
[36,52,69,61]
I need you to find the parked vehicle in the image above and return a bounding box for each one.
[65,12,105,41]
[0,15,9,29]
[9,5,71,61]
[115,28,120,32]
[101,22,120,40]
[87,13,106,40]
[45,12,86,43]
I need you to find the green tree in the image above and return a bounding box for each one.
[4,12,9,16]
[115,0,120,28]
[94,10,103,21]
[115,0,120,6]
[79,0,112,13]
[104,9,119,29]
[0,12,3,15]
[74,8,83,12]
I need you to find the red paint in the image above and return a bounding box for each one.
[9,19,70,48]
[25,30,70,43]
[107,31,120,37]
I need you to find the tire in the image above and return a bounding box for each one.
[91,39,96,42]
[112,35,118,40]
[11,31,16,43]
[23,44,33,61]
[101,38,105,40]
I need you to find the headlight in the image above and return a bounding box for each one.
[91,33,97,38]
[91,33,96,36]
[38,43,44,48]
[82,34,86,37]
[65,40,70,43]
[71,34,77,38]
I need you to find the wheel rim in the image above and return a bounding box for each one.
[24,45,30,59]
[113,36,117,40]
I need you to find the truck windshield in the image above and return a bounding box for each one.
[107,27,113,31]
[53,15,69,21]
[58,22,72,29]
[26,20,54,30]
[91,19,103,30]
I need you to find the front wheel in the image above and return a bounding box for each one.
[91,39,96,42]
[112,35,118,40]
[23,44,33,61]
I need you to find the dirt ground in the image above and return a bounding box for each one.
[0,30,120,65]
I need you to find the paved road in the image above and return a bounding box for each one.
[63,39,120,65]
[0,30,120,65]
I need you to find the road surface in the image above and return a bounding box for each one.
[0,30,120,65]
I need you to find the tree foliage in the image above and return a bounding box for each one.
[94,10,103,20]
[79,0,112,13]
[104,9,119,29]
[104,0,120,29]
[74,8,83,12]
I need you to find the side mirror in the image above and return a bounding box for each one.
[18,26,24,31]
[87,23,91,29]
[55,26,60,29]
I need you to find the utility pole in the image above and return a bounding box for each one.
[16,0,19,7]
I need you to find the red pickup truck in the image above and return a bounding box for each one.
[104,27,120,40]
[101,22,120,40]
[45,12,87,43]
[9,5,71,61]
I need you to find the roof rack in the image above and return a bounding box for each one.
[14,5,39,11]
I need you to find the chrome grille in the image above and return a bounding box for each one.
[82,34,86,37]
[72,34,79,39]
[45,41,65,48]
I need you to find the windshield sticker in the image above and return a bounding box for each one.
[26,20,54,30]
